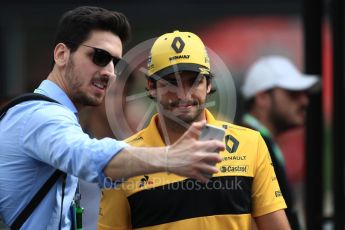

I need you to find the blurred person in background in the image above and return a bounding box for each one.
[241,55,319,230]
[0,6,224,229]
[98,30,291,230]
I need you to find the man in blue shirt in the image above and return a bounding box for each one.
[0,6,224,229]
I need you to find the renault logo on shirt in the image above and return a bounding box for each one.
[225,135,239,153]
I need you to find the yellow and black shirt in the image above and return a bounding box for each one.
[98,110,286,230]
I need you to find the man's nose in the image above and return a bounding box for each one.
[298,92,310,106]
[100,66,116,80]
[176,83,193,99]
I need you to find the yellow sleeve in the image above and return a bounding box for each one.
[98,187,131,230]
[251,135,287,217]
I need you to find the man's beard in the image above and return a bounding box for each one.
[65,59,103,107]
[158,99,205,125]
[269,106,299,134]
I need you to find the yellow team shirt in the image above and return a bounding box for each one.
[98,110,287,230]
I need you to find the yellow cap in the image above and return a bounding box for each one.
[147,30,211,79]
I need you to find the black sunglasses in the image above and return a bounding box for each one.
[81,44,121,67]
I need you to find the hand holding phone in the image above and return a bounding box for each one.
[199,124,225,178]
[199,124,225,142]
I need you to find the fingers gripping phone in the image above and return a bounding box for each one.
[199,124,225,154]
[199,124,225,178]
[199,124,226,142]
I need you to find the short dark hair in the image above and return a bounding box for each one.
[53,6,131,54]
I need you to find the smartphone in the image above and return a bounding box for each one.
[199,124,226,141]
[199,124,225,178]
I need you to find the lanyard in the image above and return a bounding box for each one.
[242,114,285,166]
[71,183,84,230]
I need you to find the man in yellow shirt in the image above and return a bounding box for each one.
[98,30,291,230]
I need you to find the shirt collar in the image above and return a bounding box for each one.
[34,80,78,115]
[141,114,166,147]
[204,109,216,123]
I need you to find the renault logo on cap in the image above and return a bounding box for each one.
[171,37,185,53]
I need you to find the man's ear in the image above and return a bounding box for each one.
[206,81,212,94]
[54,43,70,66]
[147,79,157,98]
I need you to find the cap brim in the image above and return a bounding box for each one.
[276,74,320,91]
[149,63,211,80]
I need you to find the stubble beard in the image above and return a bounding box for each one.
[158,100,205,126]
[65,59,103,107]
[269,105,299,134]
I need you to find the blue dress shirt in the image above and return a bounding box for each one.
[0,80,127,229]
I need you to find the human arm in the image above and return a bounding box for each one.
[104,120,225,183]
[23,105,223,184]
[251,134,289,228]
[255,210,291,230]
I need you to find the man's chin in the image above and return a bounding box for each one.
[172,110,201,124]
[159,110,194,124]
[83,97,103,107]
[176,115,197,124]
[278,123,302,133]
